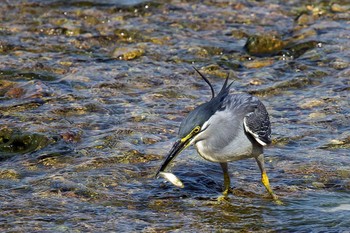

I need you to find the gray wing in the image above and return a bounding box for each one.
[243,98,271,146]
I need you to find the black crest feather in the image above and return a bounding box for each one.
[178,69,234,138]
[193,67,215,99]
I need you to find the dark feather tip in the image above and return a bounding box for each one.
[193,66,215,99]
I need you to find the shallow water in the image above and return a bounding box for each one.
[0,0,349,232]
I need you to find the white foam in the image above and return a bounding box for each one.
[324,204,350,212]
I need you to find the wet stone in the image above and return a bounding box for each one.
[299,99,324,109]
[243,58,274,69]
[337,169,350,178]
[61,130,82,143]
[283,41,321,59]
[0,129,53,159]
[321,136,350,149]
[0,42,17,53]
[312,182,326,189]
[331,3,350,13]
[217,59,242,70]
[249,79,263,86]
[5,81,53,99]
[111,47,145,60]
[0,169,20,180]
[5,87,25,98]
[50,178,99,198]
[113,28,144,43]
[296,13,314,25]
[308,112,326,119]
[248,76,314,96]
[330,58,349,70]
[201,64,228,78]
[244,35,287,56]
[291,28,317,42]
[0,80,16,96]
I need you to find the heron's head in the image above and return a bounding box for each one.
[156,68,233,176]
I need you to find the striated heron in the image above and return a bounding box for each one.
[155,67,279,202]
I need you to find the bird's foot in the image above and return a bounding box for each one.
[217,194,230,202]
[222,188,231,196]
[271,193,284,205]
[217,187,232,202]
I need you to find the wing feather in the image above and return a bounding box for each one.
[214,93,271,146]
[243,99,271,146]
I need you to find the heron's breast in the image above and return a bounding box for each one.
[192,109,257,162]
[194,139,254,163]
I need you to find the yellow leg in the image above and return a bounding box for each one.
[256,155,283,204]
[261,172,272,194]
[261,171,276,198]
[220,162,231,196]
[216,163,231,202]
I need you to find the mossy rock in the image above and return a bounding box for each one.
[244,35,287,56]
[0,128,53,160]
[0,169,20,180]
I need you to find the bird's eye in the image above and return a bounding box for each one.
[193,126,200,133]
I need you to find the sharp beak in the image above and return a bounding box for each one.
[155,139,189,178]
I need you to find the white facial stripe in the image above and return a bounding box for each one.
[189,119,211,146]
[201,119,211,132]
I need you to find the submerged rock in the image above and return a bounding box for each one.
[320,136,350,150]
[0,169,21,180]
[111,47,145,60]
[299,98,324,109]
[244,35,287,56]
[0,128,53,160]
[296,13,315,26]
[200,64,229,79]
[243,58,274,69]
[4,81,54,99]
[244,33,321,59]
[50,177,99,198]
[331,3,350,13]
[283,41,321,59]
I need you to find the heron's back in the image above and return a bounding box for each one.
[193,93,265,162]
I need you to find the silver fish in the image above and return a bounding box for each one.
[159,172,184,188]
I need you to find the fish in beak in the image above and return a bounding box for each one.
[155,137,192,188]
